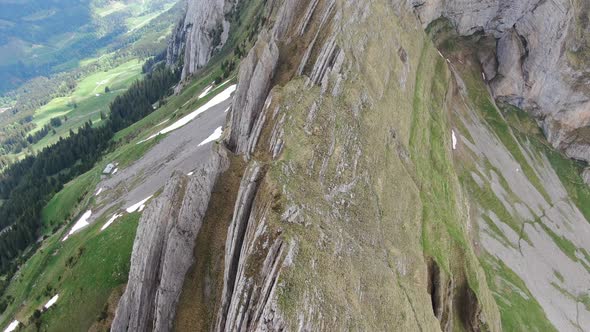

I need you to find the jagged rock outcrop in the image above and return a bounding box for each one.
[113,0,590,331]
[226,32,279,154]
[214,0,502,330]
[167,0,235,81]
[111,148,229,332]
[412,0,590,162]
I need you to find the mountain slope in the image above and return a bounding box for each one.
[0,0,178,94]
[104,0,590,331]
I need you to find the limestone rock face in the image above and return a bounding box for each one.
[583,168,590,186]
[167,0,235,81]
[413,0,590,162]
[111,148,229,332]
[113,0,590,331]
[215,0,502,330]
[226,31,279,154]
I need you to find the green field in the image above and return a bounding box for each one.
[8,59,144,159]
[0,209,139,332]
[0,2,253,328]
[0,0,179,94]
[0,56,237,331]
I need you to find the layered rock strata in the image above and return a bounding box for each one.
[111,148,229,332]
[167,0,235,81]
[412,0,590,162]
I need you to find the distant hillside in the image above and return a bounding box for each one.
[0,0,179,94]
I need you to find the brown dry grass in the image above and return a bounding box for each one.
[173,151,245,332]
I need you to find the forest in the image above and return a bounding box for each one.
[0,64,179,283]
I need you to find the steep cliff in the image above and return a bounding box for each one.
[412,0,590,163]
[113,0,590,331]
[111,148,229,332]
[212,1,503,330]
[167,0,236,81]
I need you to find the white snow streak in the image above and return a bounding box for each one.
[198,86,213,99]
[452,130,458,150]
[137,84,236,144]
[44,294,59,309]
[101,213,122,231]
[95,188,103,196]
[198,127,223,146]
[126,196,153,213]
[3,320,19,332]
[62,210,92,241]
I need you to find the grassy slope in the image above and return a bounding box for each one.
[25,60,144,148]
[248,2,502,329]
[429,23,590,330]
[5,213,139,332]
[409,39,501,331]
[0,57,236,331]
[0,0,177,69]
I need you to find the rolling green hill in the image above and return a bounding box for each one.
[0,0,178,94]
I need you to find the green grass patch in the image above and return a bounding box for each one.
[410,42,468,274]
[481,255,557,332]
[460,69,551,203]
[41,169,101,233]
[0,211,139,332]
[537,220,590,272]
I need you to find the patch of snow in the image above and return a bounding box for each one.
[137,84,237,144]
[437,50,444,58]
[482,72,486,81]
[95,94,100,97]
[44,294,59,309]
[224,107,230,113]
[62,210,92,241]
[3,320,19,332]
[95,188,103,196]
[198,86,213,99]
[198,126,223,146]
[112,168,118,175]
[100,213,122,231]
[452,130,458,150]
[126,195,153,213]
[187,171,194,176]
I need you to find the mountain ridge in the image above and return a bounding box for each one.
[109,0,590,331]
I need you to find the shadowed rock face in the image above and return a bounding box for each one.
[111,148,229,332]
[412,0,590,162]
[167,0,235,81]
